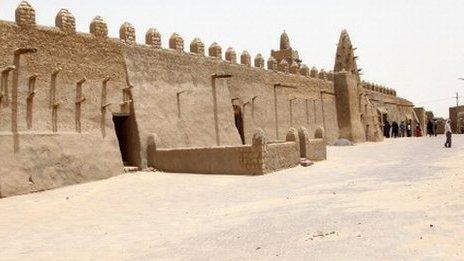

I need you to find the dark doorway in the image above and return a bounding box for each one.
[382,113,388,125]
[112,114,142,168]
[233,105,245,144]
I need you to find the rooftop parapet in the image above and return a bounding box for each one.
[362,81,397,96]
[146,28,162,48]
[310,67,318,78]
[120,22,136,45]
[361,80,369,89]
[169,33,184,52]
[55,9,75,33]
[190,38,205,55]
[208,42,222,59]
[361,81,369,89]
[318,69,327,80]
[267,56,277,71]
[327,71,334,81]
[90,16,108,38]
[15,1,35,27]
[7,3,350,86]
[225,47,237,63]
[241,51,251,67]
[254,54,265,68]
[362,81,369,90]
[300,64,309,76]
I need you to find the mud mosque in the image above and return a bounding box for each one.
[0,1,432,198]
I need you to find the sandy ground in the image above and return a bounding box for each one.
[0,135,463,260]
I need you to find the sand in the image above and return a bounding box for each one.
[0,135,463,260]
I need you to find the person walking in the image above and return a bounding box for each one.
[407,120,412,137]
[427,120,434,137]
[415,123,422,137]
[400,121,406,137]
[444,119,452,148]
[433,119,438,136]
[384,121,391,138]
[392,121,399,138]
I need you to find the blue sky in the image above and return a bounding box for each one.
[1,0,463,117]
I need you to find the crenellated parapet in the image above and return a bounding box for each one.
[169,33,184,52]
[120,22,136,45]
[254,54,265,68]
[190,38,205,55]
[146,28,162,48]
[90,16,108,38]
[318,69,327,80]
[7,1,335,85]
[300,65,309,76]
[327,71,334,81]
[208,42,222,59]
[361,81,397,96]
[241,51,251,67]
[55,9,75,33]
[310,67,318,78]
[15,1,35,27]
[225,47,237,63]
[267,56,277,71]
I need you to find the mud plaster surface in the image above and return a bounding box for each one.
[0,135,463,260]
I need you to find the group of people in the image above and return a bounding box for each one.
[383,118,453,148]
[383,120,414,138]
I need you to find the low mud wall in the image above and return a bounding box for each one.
[148,129,300,175]
[264,141,300,173]
[152,145,261,175]
[298,126,327,161]
[0,132,123,198]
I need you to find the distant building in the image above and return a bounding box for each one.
[449,105,464,134]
